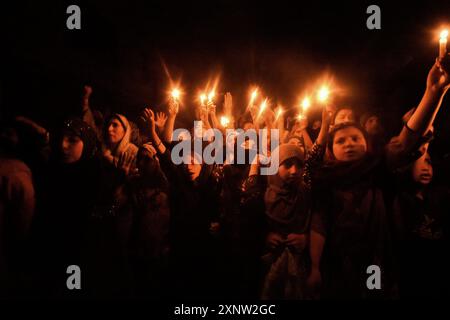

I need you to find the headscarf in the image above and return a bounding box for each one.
[55,117,98,161]
[103,113,138,165]
[264,144,309,234]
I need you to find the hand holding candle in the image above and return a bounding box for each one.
[207,90,215,105]
[440,29,448,59]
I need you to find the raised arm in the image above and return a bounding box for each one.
[162,99,179,143]
[397,57,450,153]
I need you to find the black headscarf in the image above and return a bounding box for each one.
[53,117,98,162]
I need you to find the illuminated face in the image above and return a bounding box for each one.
[60,134,84,164]
[412,152,433,185]
[364,116,382,135]
[334,108,355,125]
[278,157,302,184]
[312,120,322,130]
[332,127,367,162]
[107,118,125,145]
[185,155,202,181]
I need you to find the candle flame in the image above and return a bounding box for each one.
[249,88,258,106]
[275,106,283,121]
[200,94,207,105]
[301,97,311,111]
[317,86,330,103]
[208,91,215,103]
[440,29,449,40]
[258,99,268,118]
[171,88,181,100]
[220,116,230,128]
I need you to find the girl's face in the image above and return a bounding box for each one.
[60,133,84,164]
[412,152,433,185]
[332,127,367,162]
[364,116,382,135]
[334,109,355,125]
[184,155,202,181]
[107,118,125,145]
[278,157,302,184]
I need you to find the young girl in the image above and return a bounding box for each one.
[309,57,450,299]
[393,149,449,298]
[248,108,332,300]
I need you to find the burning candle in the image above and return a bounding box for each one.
[200,93,207,106]
[301,97,311,112]
[220,116,230,128]
[249,88,258,107]
[171,88,181,102]
[440,29,448,58]
[207,90,215,104]
[257,99,268,118]
[275,106,284,121]
[317,86,330,104]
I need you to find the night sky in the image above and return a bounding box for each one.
[2,0,450,156]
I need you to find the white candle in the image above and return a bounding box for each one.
[440,30,448,58]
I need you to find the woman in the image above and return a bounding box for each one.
[103,113,138,175]
[114,143,171,298]
[33,117,100,297]
[142,107,222,299]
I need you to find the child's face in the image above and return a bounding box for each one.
[364,116,382,135]
[412,152,433,185]
[332,127,367,162]
[278,157,302,184]
[334,108,355,125]
[60,133,84,164]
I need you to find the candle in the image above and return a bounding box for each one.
[171,88,181,101]
[257,99,268,118]
[317,86,330,104]
[200,93,207,106]
[220,116,230,128]
[275,106,283,121]
[207,90,215,104]
[249,88,258,107]
[301,97,311,112]
[440,29,448,58]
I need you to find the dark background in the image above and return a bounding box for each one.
[2,0,450,157]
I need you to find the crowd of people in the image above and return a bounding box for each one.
[1,57,449,300]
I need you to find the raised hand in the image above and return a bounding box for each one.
[155,112,168,130]
[83,85,93,98]
[207,101,217,116]
[223,92,233,115]
[427,55,450,92]
[82,85,93,112]
[168,98,179,116]
[140,107,156,133]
